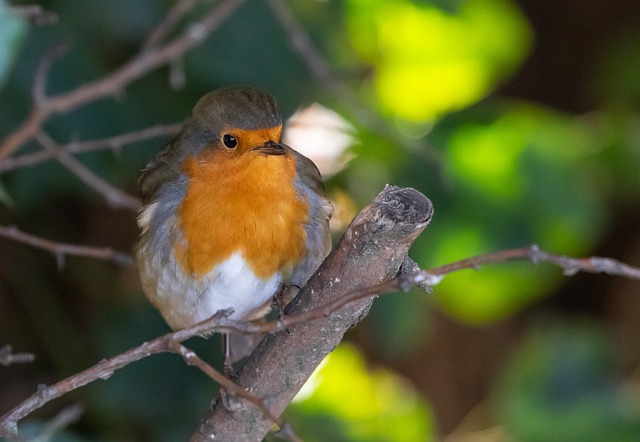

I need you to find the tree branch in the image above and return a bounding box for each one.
[0,185,433,440]
[266,0,336,92]
[0,123,182,173]
[0,0,246,163]
[33,404,84,442]
[425,244,640,281]
[0,345,36,367]
[141,0,198,52]
[6,4,58,26]
[0,224,133,267]
[34,132,142,211]
[1,186,638,440]
[0,307,296,440]
[167,340,302,442]
[191,185,434,441]
[0,318,214,438]
[266,0,441,165]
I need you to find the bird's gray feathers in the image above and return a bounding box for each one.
[193,86,282,132]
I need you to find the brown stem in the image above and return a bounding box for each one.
[0,225,133,267]
[141,0,198,52]
[167,341,303,441]
[35,132,142,210]
[0,345,36,367]
[0,123,182,173]
[2,188,638,440]
[426,244,640,281]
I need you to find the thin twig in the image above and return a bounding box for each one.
[32,404,84,442]
[168,341,302,442]
[1,244,638,438]
[0,310,259,439]
[0,123,183,173]
[6,4,58,26]
[0,225,134,267]
[0,281,407,437]
[0,332,179,437]
[142,0,198,52]
[0,0,246,163]
[425,244,640,281]
[32,43,70,105]
[35,132,141,211]
[255,279,401,334]
[266,0,335,89]
[0,345,36,367]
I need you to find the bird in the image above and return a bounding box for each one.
[135,86,333,365]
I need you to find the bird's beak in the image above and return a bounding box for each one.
[253,140,285,156]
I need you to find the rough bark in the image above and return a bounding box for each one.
[190,185,434,441]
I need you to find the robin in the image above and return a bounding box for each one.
[135,86,333,364]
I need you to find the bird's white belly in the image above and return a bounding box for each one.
[150,251,280,329]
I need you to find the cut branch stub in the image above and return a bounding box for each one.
[191,185,434,441]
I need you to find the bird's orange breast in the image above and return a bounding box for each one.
[175,143,309,280]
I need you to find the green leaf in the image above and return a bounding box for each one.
[285,344,436,441]
[0,181,15,207]
[346,0,533,122]
[420,101,608,323]
[0,0,28,90]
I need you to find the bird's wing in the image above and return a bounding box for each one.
[289,147,334,290]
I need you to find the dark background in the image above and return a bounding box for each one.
[1,0,640,440]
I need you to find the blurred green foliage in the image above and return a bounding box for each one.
[498,321,640,441]
[346,0,532,122]
[427,102,609,322]
[1,0,640,440]
[0,0,27,90]
[284,344,434,441]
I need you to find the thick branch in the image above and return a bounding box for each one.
[2,182,639,439]
[191,185,434,441]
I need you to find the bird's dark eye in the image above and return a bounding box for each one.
[222,134,237,148]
